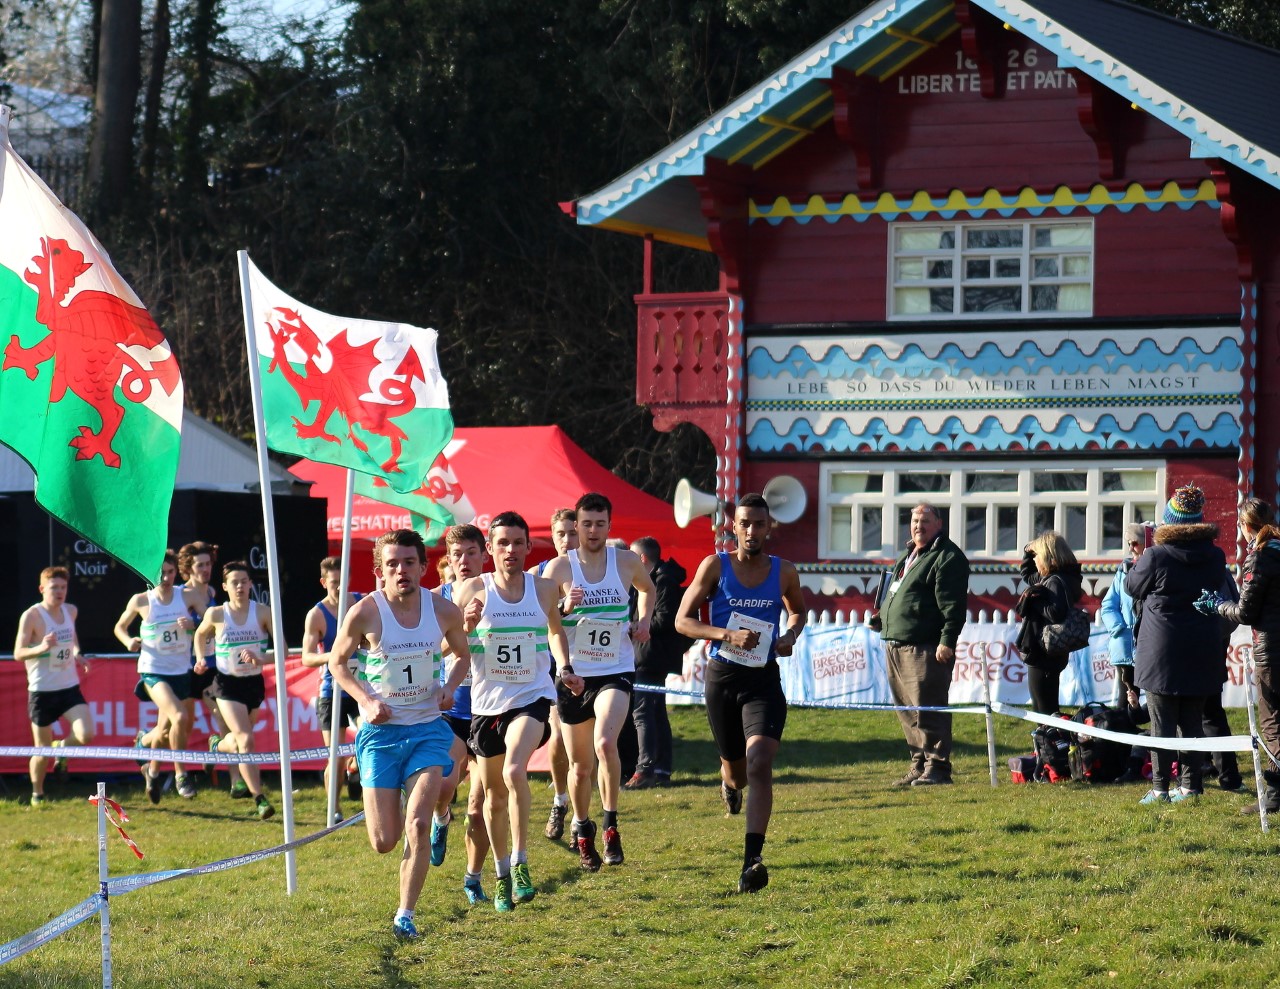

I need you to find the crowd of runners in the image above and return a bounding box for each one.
[16,492,805,937]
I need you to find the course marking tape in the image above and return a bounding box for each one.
[0,744,356,765]
[990,701,1256,754]
[0,894,102,965]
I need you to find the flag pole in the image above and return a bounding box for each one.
[326,468,356,826]
[237,249,299,893]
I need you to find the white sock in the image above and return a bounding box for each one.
[464,870,482,884]
[572,817,588,829]
[514,848,528,865]
[553,792,569,808]
[394,908,414,922]
[432,810,449,826]
[495,856,511,878]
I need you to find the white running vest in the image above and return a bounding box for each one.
[359,592,444,726]
[138,588,193,676]
[563,547,634,677]
[469,574,554,716]
[25,605,77,692]
[215,601,269,678]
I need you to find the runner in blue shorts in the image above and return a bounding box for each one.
[328,529,472,940]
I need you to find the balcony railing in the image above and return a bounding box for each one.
[634,292,730,408]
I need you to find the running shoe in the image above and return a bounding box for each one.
[494,875,515,913]
[331,810,345,826]
[721,781,743,815]
[1170,788,1202,804]
[1139,789,1171,805]
[602,826,624,866]
[738,856,769,894]
[430,809,451,866]
[230,779,251,799]
[134,730,148,769]
[512,862,536,903]
[545,802,567,840]
[392,916,420,939]
[346,769,362,802]
[463,878,490,905]
[623,771,658,791]
[30,793,46,808]
[50,739,68,781]
[576,819,602,872]
[175,774,196,799]
[146,769,163,805]
[255,795,275,820]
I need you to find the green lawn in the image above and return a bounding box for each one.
[1,707,1276,989]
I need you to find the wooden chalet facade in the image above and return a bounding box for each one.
[566,0,1280,617]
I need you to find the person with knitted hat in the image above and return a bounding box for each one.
[1126,483,1229,804]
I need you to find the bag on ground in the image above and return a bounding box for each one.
[1032,724,1072,782]
[1068,702,1136,783]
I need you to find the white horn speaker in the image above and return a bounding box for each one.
[674,478,721,528]
[762,474,808,524]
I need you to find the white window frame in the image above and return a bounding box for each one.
[819,460,1165,561]
[887,218,1094,320]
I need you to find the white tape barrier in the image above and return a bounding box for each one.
[989,701,1257,754]
[0,811,364,967]
[0,743,355,765]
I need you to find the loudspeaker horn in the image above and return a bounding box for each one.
[674,478,721,528]
[762,474,808,524]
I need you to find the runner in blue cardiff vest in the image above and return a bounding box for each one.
[676,493,805,894]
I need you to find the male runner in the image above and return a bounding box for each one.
[300,556,363,823]
[676,493,805,893]
[15,567,93,806]
[455,511,579,911]
[194,562,276,821]
[430,523,494,906]
[328,529,471,939]
[114,549,200,802]
[543,493,653,870]
[532,507,577,841]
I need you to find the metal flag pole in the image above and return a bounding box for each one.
[97,782,114,989]
[326,468,356,826]
[237,249,299,892]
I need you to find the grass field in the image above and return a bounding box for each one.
[2,706,1278,989]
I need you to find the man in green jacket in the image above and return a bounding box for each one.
[871,504,970,786]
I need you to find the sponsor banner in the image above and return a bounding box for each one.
[0,657,339,774]
[663,623,1257,709]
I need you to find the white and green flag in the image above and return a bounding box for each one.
[242,255,452,493]
[355,452,476,545]
[0,105,183,582]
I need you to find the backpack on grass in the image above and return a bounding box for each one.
[1068,702,1135,784]
[1032,724,1072,782]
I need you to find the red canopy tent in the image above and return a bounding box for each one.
[289,425,711,588]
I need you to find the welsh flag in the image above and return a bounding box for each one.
[242,255,452,494]
[0,106,183,582]
[355,452,476,545]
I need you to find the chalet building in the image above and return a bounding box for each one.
[565,0,1280,617]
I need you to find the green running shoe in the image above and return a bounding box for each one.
[494,875,515,914]
[512,862,536,903]
[255,794,275,820]
[230,779,251,799]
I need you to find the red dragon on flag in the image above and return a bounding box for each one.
[3,237,181,468]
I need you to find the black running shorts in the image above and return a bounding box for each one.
[469,698,552,759]
[703,658,787,763]
[555,673,633,726]
[28,685,88,727]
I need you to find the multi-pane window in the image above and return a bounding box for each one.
[820,462,1162,560]
[889,220,1093,319]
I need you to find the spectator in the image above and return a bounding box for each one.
[1127,484,1228,805]
[624,537,688,789]
[1207,497,1280,813]
[1100,522,1154,696]
[1015,531,1084,715]
[870,503,969,787]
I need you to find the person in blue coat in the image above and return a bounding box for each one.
[1100,522,1153,695]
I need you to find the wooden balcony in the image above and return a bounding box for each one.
[634,292,730,410]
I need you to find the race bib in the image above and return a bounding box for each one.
[485,630,536,683]
[718,612,774,668]
[232,646,259,676]
[147,624,191,657]
[574,618,625,665]
[49,632,74,671]
[381,653,436,703]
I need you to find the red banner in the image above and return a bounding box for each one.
[0,656,338,774]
